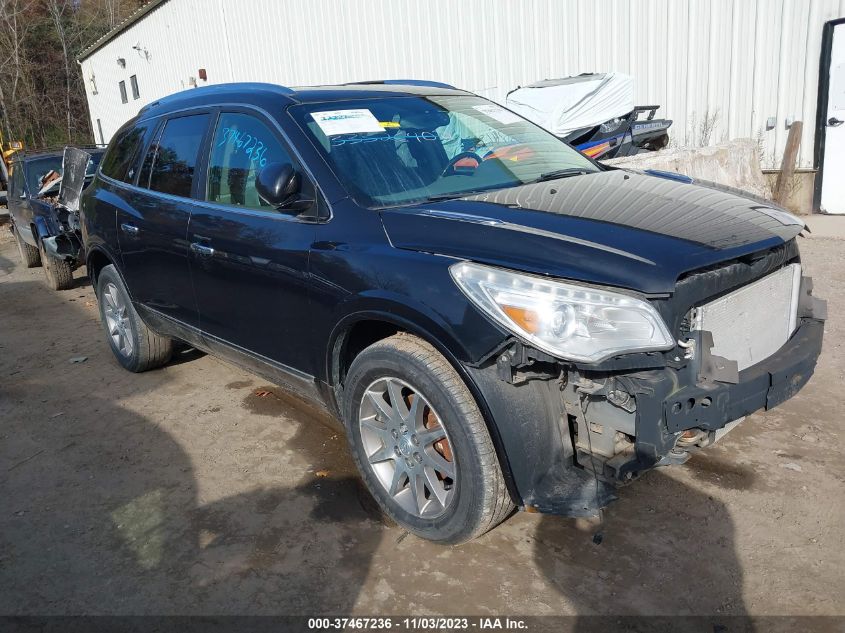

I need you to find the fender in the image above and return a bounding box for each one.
[85,243,132,298]
[324,294,520,504]
[325,289,484,383]
[85,242,119,270]
[32,216,51,241]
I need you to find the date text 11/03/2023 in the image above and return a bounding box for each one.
[307,617,529,630]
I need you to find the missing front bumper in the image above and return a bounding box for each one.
[564,317,824,485]
[41,231,83,266]
[467,316,823,519]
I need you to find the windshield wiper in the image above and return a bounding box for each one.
[532,167,593,183]
[424,189,497,202]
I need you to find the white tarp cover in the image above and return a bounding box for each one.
[505,73,635,137]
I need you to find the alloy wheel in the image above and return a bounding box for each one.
[102,282,133,357]
[358,377,456,518]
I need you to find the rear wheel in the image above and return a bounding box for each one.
[343,334,513,544]
[14,226,41,268]
[96,264,173,372]
[38,240,74,290]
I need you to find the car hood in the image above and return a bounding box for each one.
[379,169,805,294]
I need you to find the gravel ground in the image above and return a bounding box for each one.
[0,228,843,617]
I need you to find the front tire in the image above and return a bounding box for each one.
[343,334,513,544]
[96,264,173,372]
[14,226,41,268]
[38,240,74,290]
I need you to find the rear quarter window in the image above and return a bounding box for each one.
[143,114,210,198]
[100,124,149,182]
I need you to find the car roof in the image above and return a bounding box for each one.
[138,81,472,119]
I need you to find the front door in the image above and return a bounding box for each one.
[7,162,34,243]
[822,21,845,214]
[117,112,211,326]
[188,110,319,386]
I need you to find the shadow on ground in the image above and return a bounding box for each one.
[2,270,746,621]
[2,384,387,615]
[532,463,749,628]
[0,247,16,275]
[0,277,387,615]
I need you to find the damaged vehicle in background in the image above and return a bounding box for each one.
[81,81,824,544]
[7,146,104,290]
[506,73,673,159]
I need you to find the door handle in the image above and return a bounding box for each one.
[829,117,844,127]
[190,242,215,257]
[120,223,139,236]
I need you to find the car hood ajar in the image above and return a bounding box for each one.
[380,170,806,295]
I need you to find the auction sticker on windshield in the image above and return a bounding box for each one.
[473,104,522,125]
[311,109,384,136]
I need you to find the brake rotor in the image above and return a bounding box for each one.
[404,393,453,468]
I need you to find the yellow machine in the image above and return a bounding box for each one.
[1,129,24,187]
[2,138,23,165]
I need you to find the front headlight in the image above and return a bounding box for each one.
[450,261,674,363]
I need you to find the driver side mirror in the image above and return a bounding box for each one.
[255,162,313,213]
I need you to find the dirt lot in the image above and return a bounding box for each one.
[1,228,843,618]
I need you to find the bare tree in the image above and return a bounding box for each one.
[103,0,122,29]
[0,0,33,141]
[0,0,139,148]
[46,0,73,142]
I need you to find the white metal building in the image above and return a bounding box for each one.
[78,0,845,203]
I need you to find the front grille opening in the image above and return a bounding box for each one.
[688,263,801,371]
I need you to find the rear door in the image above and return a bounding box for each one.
[187,109,319,379]
[822,21,845,214]
[84,124,150,268]
[117,112,211,327]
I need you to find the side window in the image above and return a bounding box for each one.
[206,112,294,210]
[100,124,148,182]
[146,114,209,198]
[138,124,164,188]
[10,164,25,197]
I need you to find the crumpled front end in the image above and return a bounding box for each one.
[40,147,91,267]
[467,240,826,517]
[35,199,84,267]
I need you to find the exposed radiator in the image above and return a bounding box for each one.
[690,263,801,371]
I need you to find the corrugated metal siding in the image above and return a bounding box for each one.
[82,0,845,167]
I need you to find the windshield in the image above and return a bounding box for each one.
[85,153,102,177]
[24,156,63,192]
[290,95,599,208]
[23,152,102,194]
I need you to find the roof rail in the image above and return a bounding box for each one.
[351,79,458,90]
[140,82,296,115]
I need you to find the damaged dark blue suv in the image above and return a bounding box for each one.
[81,81,826,543]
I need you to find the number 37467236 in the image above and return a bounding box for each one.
[217,127,269,167]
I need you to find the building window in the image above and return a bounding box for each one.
[130,75,140,100]
[96,119,105,145]
[119,80,128,104]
